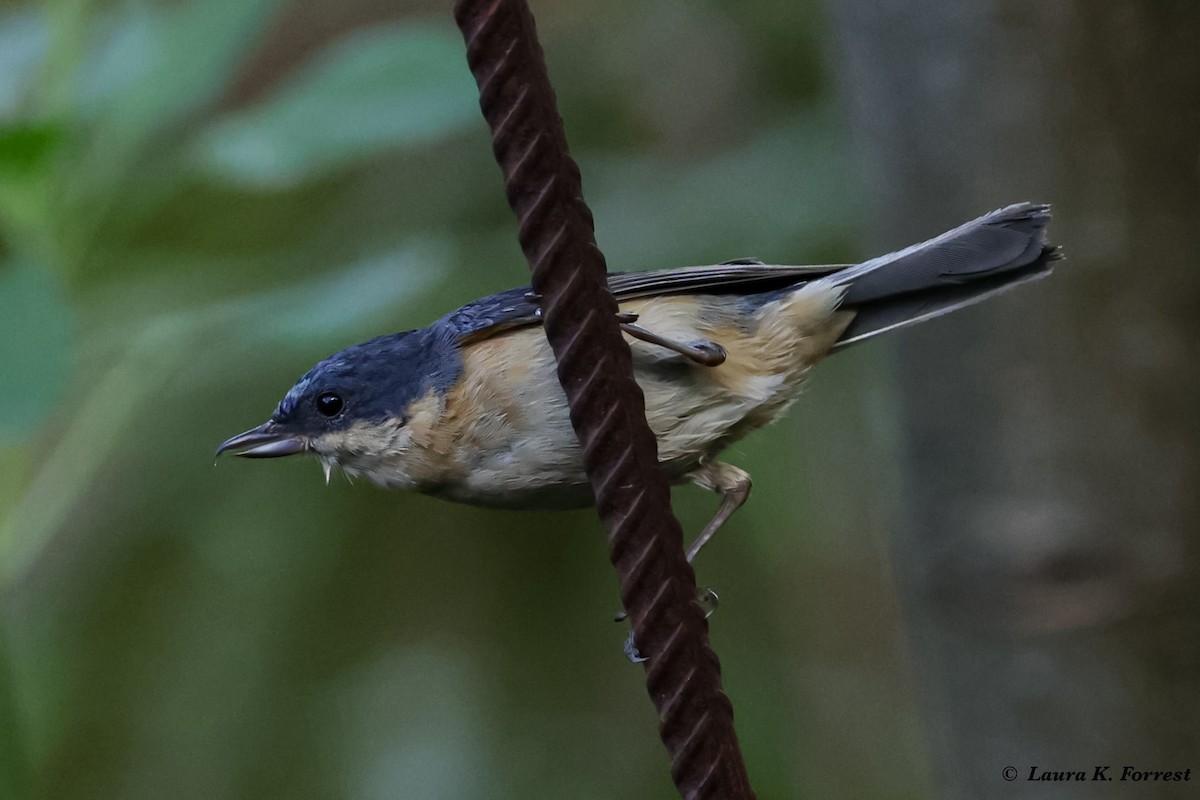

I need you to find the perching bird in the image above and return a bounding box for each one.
[218,203,1058,560]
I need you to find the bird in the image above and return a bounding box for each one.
[218,202,1059,561]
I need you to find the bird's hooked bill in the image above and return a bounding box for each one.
[215,422,308,459]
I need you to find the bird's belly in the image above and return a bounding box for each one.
[433,449,595,509]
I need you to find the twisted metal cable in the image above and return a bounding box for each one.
[453,1,754,797]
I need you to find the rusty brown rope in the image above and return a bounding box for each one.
[453,1,755,797]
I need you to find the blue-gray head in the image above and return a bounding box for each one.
[217,326,462,481]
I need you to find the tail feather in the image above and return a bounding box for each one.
[831,203,1060,350]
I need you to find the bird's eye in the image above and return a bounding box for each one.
[315,392,344,418]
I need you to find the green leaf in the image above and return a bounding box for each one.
[73,0,278,125]
[49,0,280,270]
[0,123,61,177]
[0,121,64,243]
[192,22,480,188]
[0,261,73,446]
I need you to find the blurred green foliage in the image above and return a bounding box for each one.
[194,24,481,187]
[0,1,924,798]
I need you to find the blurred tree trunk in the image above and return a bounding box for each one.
[828,1,1200,797]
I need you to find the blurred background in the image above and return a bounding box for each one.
[1,0,1197,797]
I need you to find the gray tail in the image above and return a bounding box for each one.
[831,203,1061,350]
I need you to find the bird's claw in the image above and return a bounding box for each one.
[698,585,720,619]
[620,585,720,663]
[624,632,647,663]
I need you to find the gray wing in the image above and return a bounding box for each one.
[439,261,846,343]
[606,261,844,299]
[439,203,1057,348]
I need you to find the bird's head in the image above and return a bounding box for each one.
[216,328,462,483]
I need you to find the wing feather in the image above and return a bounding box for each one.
[441,263,848,343]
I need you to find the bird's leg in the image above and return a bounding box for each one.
[616,314,727,367]
[684,461,752,562]
[613,462,748,619]
[619,463,749,662]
